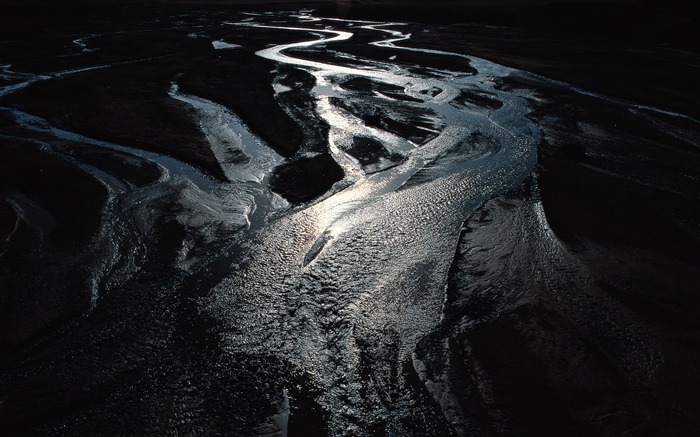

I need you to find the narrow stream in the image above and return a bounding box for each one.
[202,12,540,435]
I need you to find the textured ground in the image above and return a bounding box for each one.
[1,3,699,436]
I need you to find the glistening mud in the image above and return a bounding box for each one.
[1,5,699,436]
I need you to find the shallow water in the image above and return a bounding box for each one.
[1,8,697,437]
[201,12,540,435]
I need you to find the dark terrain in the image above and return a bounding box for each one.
[1,1,699,436]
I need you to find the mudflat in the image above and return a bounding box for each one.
[1,2,699,436]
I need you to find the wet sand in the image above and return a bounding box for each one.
[1,2,699,436]
[415,78,700,434]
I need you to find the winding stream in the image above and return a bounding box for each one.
[0,10,559,437]
[199,12,540,435]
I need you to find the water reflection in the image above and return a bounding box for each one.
[204,14,542,434]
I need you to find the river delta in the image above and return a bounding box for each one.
[1,3,699,436]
